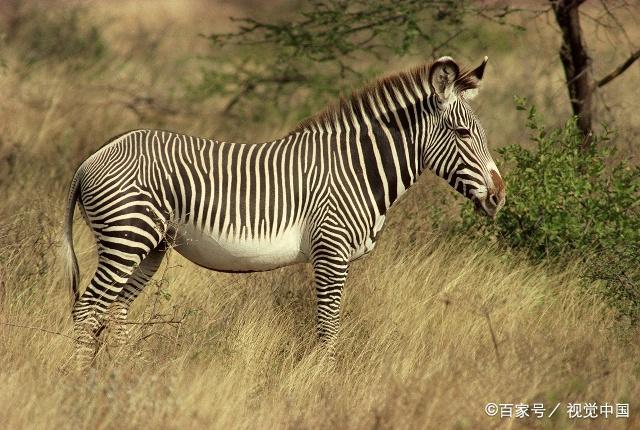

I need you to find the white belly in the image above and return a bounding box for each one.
[173,223,309,272]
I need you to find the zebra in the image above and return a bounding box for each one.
[63,56,505,369]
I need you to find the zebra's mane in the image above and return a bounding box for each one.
[294,61,479,132]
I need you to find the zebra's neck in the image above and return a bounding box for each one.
[293,89,430,218]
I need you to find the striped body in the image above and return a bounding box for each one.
[78,126,403,271]
[63,56,505,369]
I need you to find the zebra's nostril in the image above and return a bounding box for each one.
[489,194,498,206]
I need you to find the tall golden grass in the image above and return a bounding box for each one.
[0,1,639,429]
[2,229,639,429]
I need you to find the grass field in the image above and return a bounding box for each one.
[0,1,639,429]
[2,232,639,429]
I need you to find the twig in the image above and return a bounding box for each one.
[430,29,466,58]
[107,317,185,326]
[0,321,78,342]
[136,331,181,345]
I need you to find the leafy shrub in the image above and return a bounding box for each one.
[14,7,106,67]
[459,99,640,320]
[586,244,640,324]
[461,99,640,260]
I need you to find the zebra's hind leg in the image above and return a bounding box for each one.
[72,236,163,371]
[72,255,137,371]
[107,243,167,347]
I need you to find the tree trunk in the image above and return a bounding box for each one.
[550,0,592,149]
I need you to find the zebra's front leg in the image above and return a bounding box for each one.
[312,256,349,357]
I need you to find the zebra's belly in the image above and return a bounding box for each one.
[173,223,309,272]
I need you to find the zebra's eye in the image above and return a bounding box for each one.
[455,128,471,139]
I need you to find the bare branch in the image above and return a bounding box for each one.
[430,28,466,59]
[596,48,640,88]
[597,0,635,47]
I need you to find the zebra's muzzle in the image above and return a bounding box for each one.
[473,197,486,216]
[472,195,500,219]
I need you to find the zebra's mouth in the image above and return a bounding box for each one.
[472,196,494,218]
[473,197,484,214]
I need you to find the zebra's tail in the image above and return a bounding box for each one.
[63,168,82,312]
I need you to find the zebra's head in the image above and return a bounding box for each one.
[424,56,505,218]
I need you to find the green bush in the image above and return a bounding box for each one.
[459,99,640,321]
[586,244,640,324]
[462,99,640,260]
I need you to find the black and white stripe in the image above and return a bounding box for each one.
[63,56,505,369]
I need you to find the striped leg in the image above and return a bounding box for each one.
[107,243,167,346]
[72,227,162,371]
[72,256,139,370]
[312,254,349,356]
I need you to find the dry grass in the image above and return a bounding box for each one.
[1,228,639,429]
[1,1,639,429]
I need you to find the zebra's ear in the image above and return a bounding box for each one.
[460,56,488,100]
[470,56,488,82]
[429,56,460,105]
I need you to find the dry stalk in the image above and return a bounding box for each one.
[481,308,503,368]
